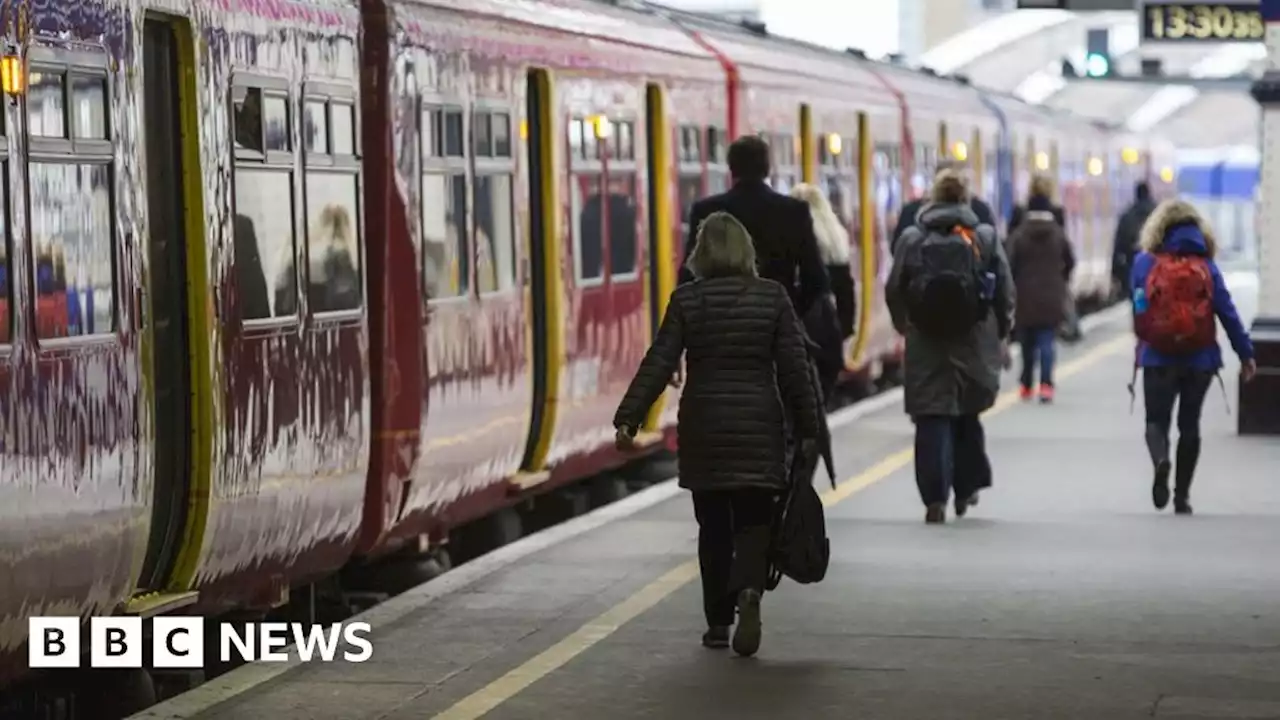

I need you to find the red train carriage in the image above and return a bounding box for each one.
[358,0,723,555]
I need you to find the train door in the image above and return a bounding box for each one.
[137,16,195,591]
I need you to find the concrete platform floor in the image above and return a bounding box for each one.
[138,278,1280,720]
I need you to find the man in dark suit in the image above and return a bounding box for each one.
[892,160,996,252]
[681,136,831,319]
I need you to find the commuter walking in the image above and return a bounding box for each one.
[1131,199,1256,515]
[615,212,820,657]
[887,169,1014,524]
[790,183,855,405]
[892,160,997,253]
[1007,181,1075,403]
[682,136,830,319]
[1114,181,1157,297]
[1008,174,1066,236]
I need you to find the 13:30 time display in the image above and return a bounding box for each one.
[1143,3,1265,42]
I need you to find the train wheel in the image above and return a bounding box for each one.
[589,476,629,508]
[77,668,156,719]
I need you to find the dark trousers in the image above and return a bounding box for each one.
[913,415,992,507]
[1019,326,1057,388]
[1143,366,1213,498]
[692,488,776,628]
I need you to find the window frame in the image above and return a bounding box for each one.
[568,113,641,287]
[420,96,471,305]
[230,72,300,330]
[302,80,364,321]
[472,101,518,298]
[25,47,119,348]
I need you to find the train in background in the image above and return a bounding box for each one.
[0,0,1174,711]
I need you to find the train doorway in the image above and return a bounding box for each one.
[137,16,195,591]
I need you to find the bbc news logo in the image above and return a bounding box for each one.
[29,617,373,668]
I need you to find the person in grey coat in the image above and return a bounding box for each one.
[886,169,1015,524]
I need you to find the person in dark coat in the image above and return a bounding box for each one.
[892,160,996,253]
[1008,193,1075,403]
[1008,174,1066,235]
[615,211,820,658]
[886,169,1014,524]
[1130,199,1255,515]
[1113,181,1157,296]
[682,135,830,320]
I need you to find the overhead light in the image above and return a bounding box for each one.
[952,141,969,162]
[1121,147,1140,165]
[1160,166,1174,183]
[1034,151,1050,171]
[1087,157,1104,176]
[826,133,842,156]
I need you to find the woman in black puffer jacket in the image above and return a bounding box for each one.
[614,211,820,659]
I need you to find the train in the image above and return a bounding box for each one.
[0,0,1174,707]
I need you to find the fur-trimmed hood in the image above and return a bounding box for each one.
[1139,198,1218,258]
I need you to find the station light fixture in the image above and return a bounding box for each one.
[1121,147,1140,165]
[1087,156,1104,176]
[826,133,842,156]
[1084,52,1110,78]
[952,141,968,162]
[1034,151,1051,171]
[588,114,611,139]
[519,118,528,140]
[1,55,24,95]
[1084,28,1111,79]
[1160,166,1175,183]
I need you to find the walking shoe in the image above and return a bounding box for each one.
[955,490,981,517]
[1019,385,1033,401]
[732,590,762,657]
[1174,497,1194,515]
[702,626,730,649]
[1038,384,1055,404]
[925,503,946,524]
[1152,460,1172,510]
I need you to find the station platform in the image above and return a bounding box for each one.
[136,273,1280,720]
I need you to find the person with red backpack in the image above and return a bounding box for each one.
[1130,199,1256,515]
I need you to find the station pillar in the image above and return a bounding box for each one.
[1241,0,1280,434]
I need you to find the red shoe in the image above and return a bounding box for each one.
[1019,385,1033,401]
[1038,384,1055,403]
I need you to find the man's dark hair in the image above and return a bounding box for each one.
[1135,181,1151,201]
[728,135,771,182]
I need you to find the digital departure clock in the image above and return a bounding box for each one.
[1142,3,1265,42]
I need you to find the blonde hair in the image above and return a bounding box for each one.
[687,212,757,279]
[931,168,969,204]
[1139,198,1219,258]
[1029,173,1055,201]
[790,183,850,265]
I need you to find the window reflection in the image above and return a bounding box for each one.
[677,173,702,248]
[422,173,467,298]
[475,174,515,293]
[304,172,361,312]
[29,163,114,338]
[264,95,289,151]
[234,87,263,153]
[72,76,107,139]
[28,72,66,139]
[233,168,295,319]
[572,173,603,281]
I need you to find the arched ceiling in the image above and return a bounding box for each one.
[918,10,1263,151]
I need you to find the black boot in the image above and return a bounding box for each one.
[1174,435,1200,515]
[732,589,762,657]
[702,626,730,649]
[1146,423,1171,510]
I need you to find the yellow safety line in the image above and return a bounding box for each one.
[430,332,1133,719]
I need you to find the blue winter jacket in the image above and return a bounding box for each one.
[1130,223,1253,371]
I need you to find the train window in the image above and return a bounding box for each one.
[443,110,465,157]
[473,111,492,157]
[422,109,440,158]
[28,71,66,139]
[475,173,515,293]
[233,87,264,154]
[304,172,361,312]
[72,75,107,139]
[422,173,468,298]
[492,113,511,157]
[571,173,603,282]
[615,121,634,161]
[304,100,328,154]
[679,125,702,163]
[29,162,115,338]
[677,172,701,249]
[331,103,355,156]
[707,127,725,165]
[264,95,290,152]
[607,173,638,277]
[569,118,584,157]
[235,168,296,319]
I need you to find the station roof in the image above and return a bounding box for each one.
[918,9,1263,157]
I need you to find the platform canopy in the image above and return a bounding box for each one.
[918,9,1263,154]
